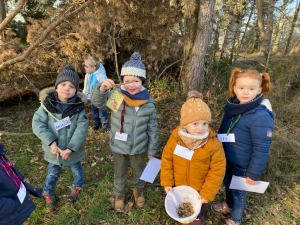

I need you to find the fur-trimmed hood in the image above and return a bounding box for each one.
[38,87,87,104]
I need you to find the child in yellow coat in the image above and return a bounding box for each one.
[160,90,226,225]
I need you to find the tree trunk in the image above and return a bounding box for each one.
[220,0,248,62]
[233,0,254,64]
[180,0,215,92]
[250,24,260,53]
[271,0,288,54]
[256,0,265,54]
[258,0,274,57]
[0,0,5,22]
[0,0,6,47]
[284,1,300,55]
[211,0,224,60]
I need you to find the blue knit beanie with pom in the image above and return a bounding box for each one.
[120,52,146,84]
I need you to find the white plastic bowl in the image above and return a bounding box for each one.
[165,185,202,224]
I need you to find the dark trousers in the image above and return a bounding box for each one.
[187,203,207,225]
[113,152,146,196]
[91,104,109,128]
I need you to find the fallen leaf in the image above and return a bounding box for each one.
[30,156,39,163]
[27,148,34,153]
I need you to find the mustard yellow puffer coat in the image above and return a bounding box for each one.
[160,126,226,202]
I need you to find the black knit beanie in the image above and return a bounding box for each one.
[55,65,80,91]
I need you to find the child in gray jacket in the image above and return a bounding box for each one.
[92,52,159,212]
[32,65,89,207]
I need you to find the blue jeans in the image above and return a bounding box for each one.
[43,162,84,195]
[223,162,247,224]
[91,104,109,128]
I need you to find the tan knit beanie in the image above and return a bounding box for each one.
[180,90,211,126]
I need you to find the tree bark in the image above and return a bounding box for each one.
[258,0,274,57]
[271,0,288,54]
[211,0,224,60]
[220,0,248,62]
[180,0,215,92]
[0,0,5,22]
[233,0,255,64]
[0,0,6,47]
[256,0,264,54]
[284,1,300,55]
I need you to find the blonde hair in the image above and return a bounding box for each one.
[229,68,271,97]
[83,54,100,69]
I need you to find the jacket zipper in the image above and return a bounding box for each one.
[186,160,190,186]
[229,143,244,150]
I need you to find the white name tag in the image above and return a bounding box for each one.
[86,93,91,100]
[115,132,128,141]
[174,144,194,160]
[54,116,71,131]
[217,133,235,142]
[17,182,26,204]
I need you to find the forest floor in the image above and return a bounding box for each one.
[1,55,300,225]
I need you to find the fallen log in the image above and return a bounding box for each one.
[0,131,31,136]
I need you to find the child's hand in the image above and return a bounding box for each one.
[245,177,257,185]
[100,79,115,91]
[164,186,173,194]
[148,155,153,159]
[198,195,208,203]
[59,149,72,160]
[50,142,59,158]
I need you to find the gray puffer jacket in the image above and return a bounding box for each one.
[92,84,159,156]
[32,87,89,166]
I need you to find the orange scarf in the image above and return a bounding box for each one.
[122,94,148,107]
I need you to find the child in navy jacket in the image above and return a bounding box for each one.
[211,68,274,225]
[0,144,42,225]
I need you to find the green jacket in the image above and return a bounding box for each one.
[32,87,89,166]
[92,84,159,156]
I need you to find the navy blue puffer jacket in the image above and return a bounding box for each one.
[0,145,42,225]
[218,94,274,180]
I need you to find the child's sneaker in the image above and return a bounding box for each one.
[224,219,240,225]
[69,186,82,202]
[93,125,100,130]
[211,201,232,214]
[43,193,56,207]
[100,126,110,133]
[114,194,125,212]
[132,188,145,208]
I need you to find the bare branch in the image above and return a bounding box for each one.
[0,0,26,33]
[0,37,18,47]
[122,0,134,12]
[21,74,40,95]
[0,0,94,71]
[157,59,182,80]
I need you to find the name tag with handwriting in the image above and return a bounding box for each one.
[217,134,235,142]
[54,116,71,131]
[115,132,128,142]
